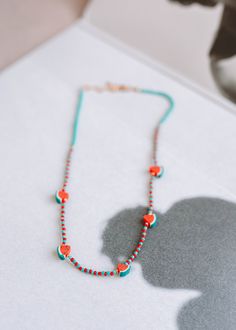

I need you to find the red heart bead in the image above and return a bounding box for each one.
[60,244,71,257]
[149,166,161,176]
[144,214,154,222]
[117,263,128,272]
[143,214,155,227]
[58,190,69,201]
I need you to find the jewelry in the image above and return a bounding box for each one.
[55,83,174,278]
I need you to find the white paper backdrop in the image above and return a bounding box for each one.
[0,22,236,330]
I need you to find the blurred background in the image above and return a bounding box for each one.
[0,0,235,103]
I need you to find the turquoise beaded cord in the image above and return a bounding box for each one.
[55,83,174,277]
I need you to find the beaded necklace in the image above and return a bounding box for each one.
[55,83,174,278]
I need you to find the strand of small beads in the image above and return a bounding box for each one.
[55,83,174,278]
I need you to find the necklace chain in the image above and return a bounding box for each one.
[55,83,174,278]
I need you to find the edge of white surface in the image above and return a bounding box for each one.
[78,19,236,116]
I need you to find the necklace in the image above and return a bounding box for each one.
[55,83,174,278]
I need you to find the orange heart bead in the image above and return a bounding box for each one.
[144,214,154,223]
[117,263,128,272]
[149,166,164,178]
[60,244,71,257]
[143,213,158,228]
[55,189,69,204]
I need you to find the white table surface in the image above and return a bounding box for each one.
[0,21,236,330]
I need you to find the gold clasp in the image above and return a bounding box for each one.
[82,82,139,93]
[105,82,128,91]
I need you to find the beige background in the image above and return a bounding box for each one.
[0,0,87,70]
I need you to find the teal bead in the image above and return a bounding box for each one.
[57,246,65,260]
[117,263,131,277]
